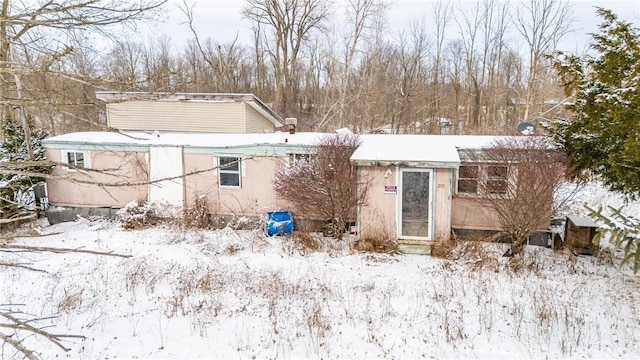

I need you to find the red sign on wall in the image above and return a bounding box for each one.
[384,185,397,194]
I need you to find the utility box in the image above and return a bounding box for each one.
[564,215,599,254]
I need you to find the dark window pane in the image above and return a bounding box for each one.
[67,152,74,164]
[220,173,240,187]
[458,179,478,193]
[487,165,508,179]
[75,152,84,167]
[220,157,239,171]
[459,165,479,179]
[295,154,312,163]
[487,179,508,194]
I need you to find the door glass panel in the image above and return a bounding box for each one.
[401,171,430,237]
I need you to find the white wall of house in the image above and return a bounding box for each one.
[149,146,184,207]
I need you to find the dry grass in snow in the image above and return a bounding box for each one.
[0,217,638,359]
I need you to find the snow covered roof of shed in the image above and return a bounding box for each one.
[566,215,599,228]
[351,134,512,168]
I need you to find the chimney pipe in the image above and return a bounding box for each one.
[285,117,297,134]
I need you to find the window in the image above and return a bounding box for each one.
[486,165,508,194]
[63,150,89,170]
[219,156,241,187]
[288,153,313,166]
[457,165,479,193]
[457,163,512,196]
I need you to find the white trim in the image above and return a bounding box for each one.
[217,156,242,188]
[455,162,517,199]
[397,168,434,241]
[61,149,91,171]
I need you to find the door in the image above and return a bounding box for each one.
[399,168,433,239]
[149,146,184,207]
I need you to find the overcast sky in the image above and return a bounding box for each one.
[142,0,640,55]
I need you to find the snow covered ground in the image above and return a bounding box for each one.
[1,183,639,359]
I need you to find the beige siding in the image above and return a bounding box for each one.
[359,166,453,241]
[45,149,148,207]
[451,197,502,231]
[183,154,288,216]
[359,166,398,239]
[434,168,452,241]
[451,188,552,233]
[107,101,245,133]
[244,104,277,133]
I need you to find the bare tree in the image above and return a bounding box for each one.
[273,133,367,240]
[391,21,430,133]
[429,0,452,131]
[455,0,485,130]
[104,40,146,90]
[0,0,166,156]
[477,0,511,133]
[336,0,389,128]
[463,136,568,255]
[514,0,573,123]
[181,1,252,93]
[143,35,178,92]
[243,0,331,118]
[443,39,465,131]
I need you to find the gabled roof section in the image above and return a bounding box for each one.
[95,91,285,128]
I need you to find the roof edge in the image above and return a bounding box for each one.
[95,91,285,127]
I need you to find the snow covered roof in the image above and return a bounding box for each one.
[42,131,332,154]
[351,134,512,167]
[567,215,599,228]
[43,131,519,165]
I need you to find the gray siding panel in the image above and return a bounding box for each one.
[107,101,245,133]
[244,104,276,133]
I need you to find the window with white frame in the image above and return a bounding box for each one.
[218,156,241,187]
[63,150,89,170]
[288,153,313,166]
[457,163,512,196]
[486,165,509,194]
[457,165,479,193]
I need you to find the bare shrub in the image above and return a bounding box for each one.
[506,248,544,275]
[353,230,398,254]
[124,259,160,293]
[183,195,210,229]
[596,247,614,267]
[463,137,569,256]
[57,287,84,313]
[117,200,159,230]
[450,240,499,272]
[273,133,369,240]
[431,239,457,258]
[281,231,321,256]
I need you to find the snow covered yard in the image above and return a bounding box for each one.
[1,213,639,359]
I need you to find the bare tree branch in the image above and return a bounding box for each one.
[1,243,131,258]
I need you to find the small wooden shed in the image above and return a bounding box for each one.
[564,215,599,252]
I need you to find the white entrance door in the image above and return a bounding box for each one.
[398,168,433,240]
[149,146,184,207]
